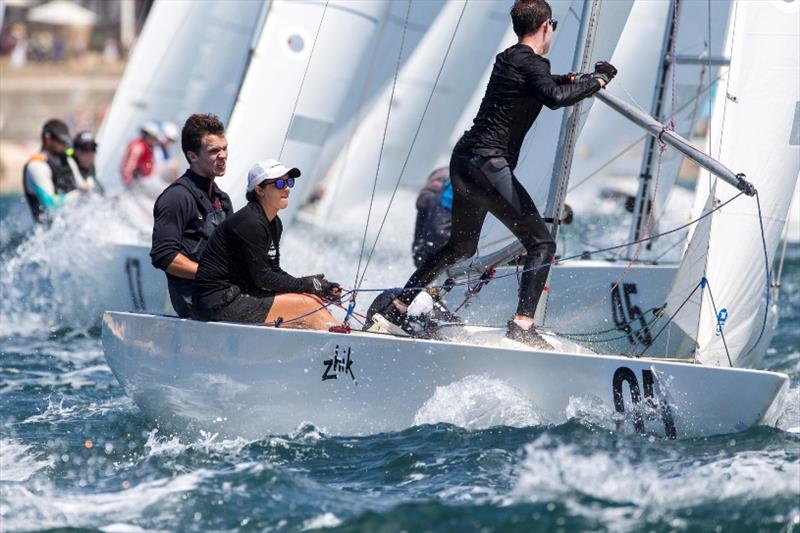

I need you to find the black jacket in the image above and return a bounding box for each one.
[455,43,600,170]
[193,201,315,310]
[150,169,232,317]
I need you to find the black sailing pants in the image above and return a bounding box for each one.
[397,153,556,318]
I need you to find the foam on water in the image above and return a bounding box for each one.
[777,386,800,433]
[414,375,545,429]
[301,512,342,530]
[0,439,54,482]
[0,469,212,531]
[508,432,800,530]
[0,195,151,335]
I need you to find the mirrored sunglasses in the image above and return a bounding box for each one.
[549,18,558,32]
[262,177,295,190]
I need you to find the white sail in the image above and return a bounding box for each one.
[314,0,511,225]
[95,0,265,193]
[660,185,716,357]
[676,0,800,368]
[216,0,390,220]
[304,0,447,215]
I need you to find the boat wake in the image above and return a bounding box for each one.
[0,195,150,336]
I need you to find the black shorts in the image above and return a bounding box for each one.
[194,289,274,323]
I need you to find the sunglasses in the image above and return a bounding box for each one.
[261,177,295,190]
[549,18,558,32]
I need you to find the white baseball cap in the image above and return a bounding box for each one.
[246,159,301,192]
[141,121,160,139]
[161,121,179,142]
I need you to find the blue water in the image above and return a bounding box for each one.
[1,194,798,532]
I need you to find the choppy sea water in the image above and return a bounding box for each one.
[1,194,798,532]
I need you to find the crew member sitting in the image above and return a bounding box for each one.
[23,118,93,224]
[72,131,104,194]
[193,159,342,329]
[150,113,233,318]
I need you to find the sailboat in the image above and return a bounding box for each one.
[102,0,794,440]
[440,0,792,366]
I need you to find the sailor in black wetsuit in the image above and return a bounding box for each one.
[374,0,617,348]
[150,114,233,318]
[193,160,342,329]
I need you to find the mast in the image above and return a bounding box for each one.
[626,0,680,255]
[544,0,602,241]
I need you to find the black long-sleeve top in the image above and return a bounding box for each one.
[194,201,315,306]
[150,169,233,272]
[455,43,601,170]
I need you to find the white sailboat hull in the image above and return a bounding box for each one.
[102,311,788,440]
[72,244,168,316]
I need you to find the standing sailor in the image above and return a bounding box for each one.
[23,118,92,224]
[373,0,617,347]
[150,113,233,318]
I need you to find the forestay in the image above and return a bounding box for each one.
[95,0,265,193]
[217,0,390,218]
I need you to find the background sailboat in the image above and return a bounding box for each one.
[216,0,391,220]
[95,0,266,199]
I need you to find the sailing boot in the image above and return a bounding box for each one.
[505,320,551,350]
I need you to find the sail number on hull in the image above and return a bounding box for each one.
[612,366,676,439]
[611,283,653,347]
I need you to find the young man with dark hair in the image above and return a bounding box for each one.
[150,113,233,318]
[373,0,617,348]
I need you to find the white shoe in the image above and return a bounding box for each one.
[366,313,411,337]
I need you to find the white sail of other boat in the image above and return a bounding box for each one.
[216,0,390,218]
[95,0,265,195]
[312,0,511,227]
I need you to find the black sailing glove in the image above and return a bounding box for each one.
[307,274,342,301]
[593,61,618,85]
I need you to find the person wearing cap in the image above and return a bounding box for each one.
[120,121,159,187]
[154,121,180,182]
[22,118,91,224]
[192,159,342,328]
[150,113,233,318]
[72,131,104,194]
